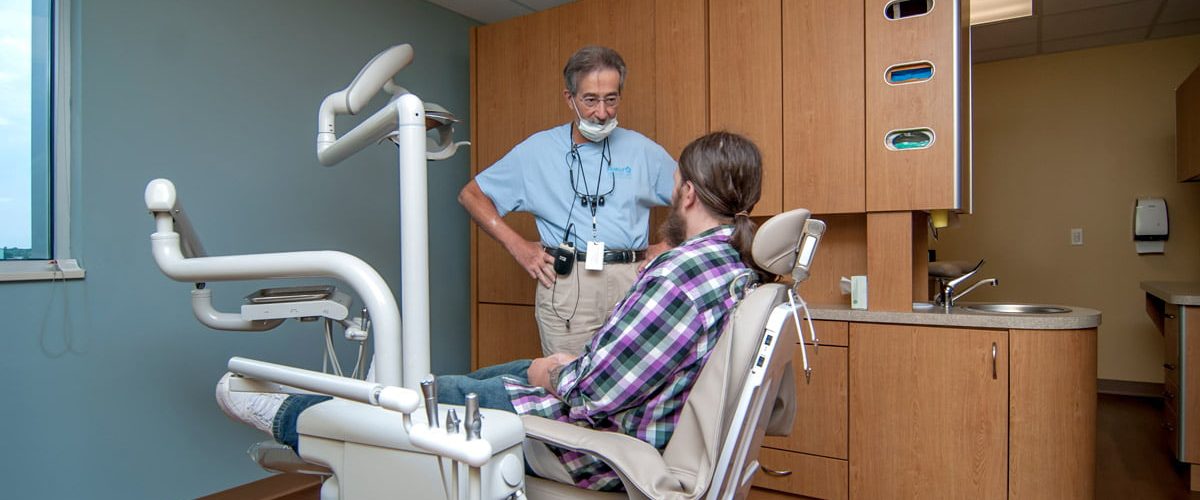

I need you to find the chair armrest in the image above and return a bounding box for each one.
[521,416,686,499]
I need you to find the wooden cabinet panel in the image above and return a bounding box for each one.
[655,0,707,158]
[796,214,866,306]
[709,0,782,215]
[1179,65,1200,181]
[476,213,538,305]
[865,212,914,311]
[808,320,848,347]
[849,324,1007,499]
[782,0,864,214]
[754,447,848,500]
[864,0,968,211]
[474,304,541,369]
[1008,329,1096,499]
[1183,306,1200,463]
[764,345,847,459]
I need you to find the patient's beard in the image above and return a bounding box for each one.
[660,198,687,247]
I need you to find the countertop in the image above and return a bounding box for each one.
[1141,281,1200,306]
[805,302,1102,330]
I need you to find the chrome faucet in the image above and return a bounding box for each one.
[938,259,999,312]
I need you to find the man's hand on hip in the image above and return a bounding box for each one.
[510,239,557,288]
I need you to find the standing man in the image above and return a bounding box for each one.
[459,46,676,356]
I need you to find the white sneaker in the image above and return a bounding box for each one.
[215,372,287,434]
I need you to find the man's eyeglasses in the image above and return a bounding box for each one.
[575,94,621,110]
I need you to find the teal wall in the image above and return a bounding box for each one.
[0,1,477,497]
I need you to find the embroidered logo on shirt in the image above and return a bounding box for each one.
[608,165,633,177]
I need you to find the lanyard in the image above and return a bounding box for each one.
[568,137,614,240]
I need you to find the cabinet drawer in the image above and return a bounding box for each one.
[764,346,848,458]
[807,320,848,347]
[754,447,847,500]
[1166,304,1181,375]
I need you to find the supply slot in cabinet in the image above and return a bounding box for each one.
[884,128,935,151]
[883,0,933,20]
[886,62,934,85]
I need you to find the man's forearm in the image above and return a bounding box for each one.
[459,181,527,252]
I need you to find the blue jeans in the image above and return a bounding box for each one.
[274,359,533,453]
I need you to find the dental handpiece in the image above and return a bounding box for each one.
[445,408,461,434]
[420,377,439,428]
[464,393,481,441]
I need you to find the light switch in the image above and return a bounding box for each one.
[1070,228,1083,246]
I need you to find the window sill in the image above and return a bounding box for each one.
[0,259,85,282]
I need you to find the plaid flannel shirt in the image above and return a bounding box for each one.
[504,225,752,491]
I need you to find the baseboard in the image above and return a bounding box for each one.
[199,473,322,500]
[1097,378,1164,398]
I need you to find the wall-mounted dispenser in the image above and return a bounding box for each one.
[1133,197,1168,254]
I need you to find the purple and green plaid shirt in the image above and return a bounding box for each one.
[503,225,753,491]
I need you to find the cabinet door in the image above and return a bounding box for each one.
[763,345,847,459]
[1009,328,1096,499]
[475,304,541,368]
[782,0,864,214]
[849,324,1007,499]
[709,0,782,215]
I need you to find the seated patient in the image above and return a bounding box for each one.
[216,131,770,492]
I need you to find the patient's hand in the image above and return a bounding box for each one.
[529,353,578,395]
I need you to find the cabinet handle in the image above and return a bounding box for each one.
[1164,390,1176,401]
[1164,422,1176,432]
[1166,314,1177,319]
[992,343,998,380]
[1165,363,1177,371]
[760,465,792,477]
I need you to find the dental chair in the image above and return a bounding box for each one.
[144,44,828,499]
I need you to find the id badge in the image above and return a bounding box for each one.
[585,241,605,271]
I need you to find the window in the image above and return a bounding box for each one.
[0,0,79,281]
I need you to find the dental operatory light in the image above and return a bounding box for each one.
[970,0,1032,26]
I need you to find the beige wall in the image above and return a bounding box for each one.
[932,34,1200,383]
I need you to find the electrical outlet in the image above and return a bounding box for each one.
[1070,228,1084,246]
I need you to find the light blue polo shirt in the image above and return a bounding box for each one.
[476,123,676,250]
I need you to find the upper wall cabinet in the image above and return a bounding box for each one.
[1179,64,1200,182]
[709,0,783,216]
[783,0,866,214]
[865,0,972,212]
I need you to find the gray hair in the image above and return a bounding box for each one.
[563,46,627,95]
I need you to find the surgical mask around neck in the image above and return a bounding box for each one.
[572,101,617,142]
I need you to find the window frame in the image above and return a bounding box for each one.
[0,0,82,282]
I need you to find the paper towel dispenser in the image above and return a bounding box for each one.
[1134,198,1168,254]
[1134,198,1168,240]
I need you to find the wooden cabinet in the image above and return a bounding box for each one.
[1142,287,1200,491]
[755,321,1096,499]
[755,321,849,499]
[782,0,865,214]
[1179,64,1200,182]
[708,0,782,215]
[864,0,971,212]
[849,324,1008,499]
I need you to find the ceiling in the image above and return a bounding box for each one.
[428,0,1200,63]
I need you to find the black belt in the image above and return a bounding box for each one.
[545,246,646,264]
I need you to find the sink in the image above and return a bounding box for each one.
[964,303,1072,314]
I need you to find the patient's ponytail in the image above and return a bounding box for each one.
[677,132,769,281]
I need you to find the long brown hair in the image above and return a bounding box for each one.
[677,131,765,278]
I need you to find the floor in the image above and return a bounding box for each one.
[1097,394,1199,500]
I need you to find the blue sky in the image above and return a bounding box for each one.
[0,0,32,249]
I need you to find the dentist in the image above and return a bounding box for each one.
[459,46,676,356]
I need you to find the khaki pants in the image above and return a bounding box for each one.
[534,262,638,356]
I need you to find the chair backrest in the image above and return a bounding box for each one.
[657,283,792,498]
[657,208,812,499]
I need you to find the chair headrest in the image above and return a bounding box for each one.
[751,208,812,276]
